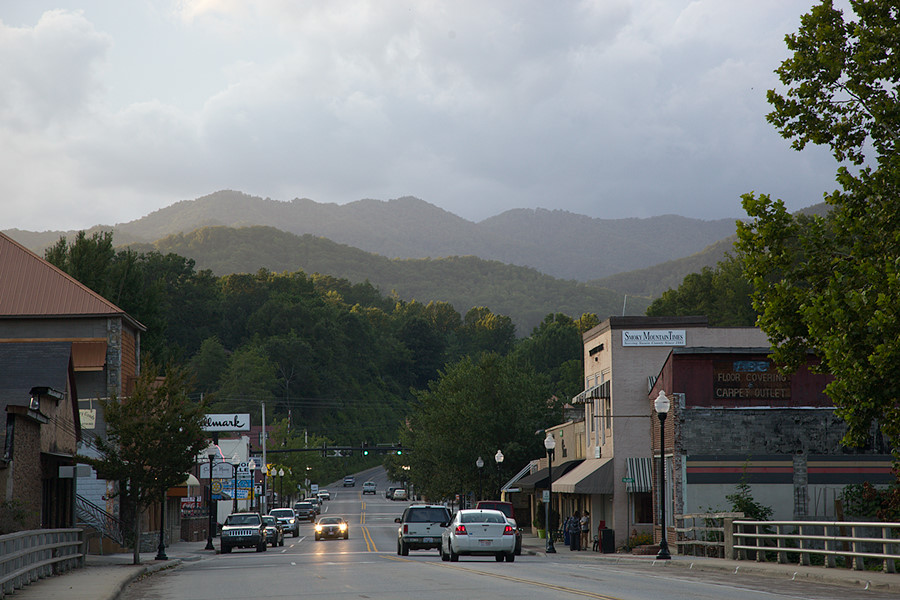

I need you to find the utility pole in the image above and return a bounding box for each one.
[261,401,267,514]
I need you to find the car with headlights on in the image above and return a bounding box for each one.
[440,509,516,562]
[314,516,349,540]
[317,489,331,501]
[395,504,451,555]
[220,512,267,553]
[269,507,299,537]
[261,514,284,547]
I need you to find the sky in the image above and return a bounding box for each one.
[1,1,846,232]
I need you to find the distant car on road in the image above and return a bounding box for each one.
[343,476,356,487]
[269,507,299,537]
[362,481,377,494]
[317,489,331,501]
[220,512,267,554]
[385,486,397,499]
[441,509,516,562]
[293,501,316,522]
[261,515,284,547]
[315,516,349,540]
[392,488,408,501]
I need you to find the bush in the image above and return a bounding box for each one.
[0,499,36,534]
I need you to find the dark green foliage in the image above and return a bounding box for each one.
[737,0,900,451]
[726,479,774,522]
[81,363,208,564]
[840,479,900,522]
[513,313,586,401]
[645,255,758,326]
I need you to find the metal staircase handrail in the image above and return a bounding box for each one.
[75,494,126,546]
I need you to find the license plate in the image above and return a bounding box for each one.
[479,539,492,546]
[423,537,433,543]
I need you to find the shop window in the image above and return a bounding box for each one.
[633,492,653,524]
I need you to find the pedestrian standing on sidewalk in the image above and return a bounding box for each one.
[568,511,581,551]
[563,515,571,546]
[580,511,590,550]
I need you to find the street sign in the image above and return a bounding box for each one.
[622,477,634,483]
[542,490,550,502]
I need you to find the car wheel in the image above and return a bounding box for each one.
[495,553,504,562]
[400,539,409,556]
[315,534,320,541]
[256,542,265,552]
[440,545,450,562]
[505,552,515,563]
[515,537,522,555]
[344,532,349,539]
[280,537,285,547]
[221,544,231,554]
[293,529,299,538]
[449,544,459,562]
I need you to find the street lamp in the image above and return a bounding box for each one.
[655,390,672,560]
[248,459,257,513]
[232,460,239,513]
[476,456,484,502]
[494,449,504,499]
[205,452,216,550]
[278,468,285,508]
[155,488,168,560]
[543,432,557,553]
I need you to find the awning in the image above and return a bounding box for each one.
[625,457,653,493]
[72,340,107,372]
[552,457,614,494]
[517,459,583,492]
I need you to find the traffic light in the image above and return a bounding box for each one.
[362,441,369,456]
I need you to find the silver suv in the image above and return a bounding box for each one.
[395,504,451,555]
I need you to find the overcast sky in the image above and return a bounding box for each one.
[1,1,845,232]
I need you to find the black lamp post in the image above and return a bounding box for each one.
[232,461,239,513]
[655,390,671,560]
[155,488,168,560]
[494,450,504,499]
[205,452,216,550]
[278,468,285,508]
[476,456,484,502]
[249,459,257,512]
[543,432,557,553]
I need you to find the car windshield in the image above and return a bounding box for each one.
[319,517,343,525]
[461,512,506,524]
[406,508,450,523]
[295,503,312,509]
[226,514,260,526]
[262,516,276,525]
[271,509,293,517]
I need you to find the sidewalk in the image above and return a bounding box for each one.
[7,541,212,600]
[520,534,900,594]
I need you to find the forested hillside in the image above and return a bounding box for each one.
[129,225,648,334]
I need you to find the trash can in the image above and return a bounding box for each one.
[600,529,615,553]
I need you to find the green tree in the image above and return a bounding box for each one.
[736,0,900,450]
[513,313,584,401]
[401,353,556,501]
[189,337,228,395]
[81,363,207,564]
[646,255,757,326]
[214,345,278,420]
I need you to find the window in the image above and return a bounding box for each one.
[633,493,653,524]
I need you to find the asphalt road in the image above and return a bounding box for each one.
[119,469,897,600]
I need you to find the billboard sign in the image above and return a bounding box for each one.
[622,330,686,347]
[202,413,251,432]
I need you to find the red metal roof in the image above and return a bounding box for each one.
[0,232,138,321]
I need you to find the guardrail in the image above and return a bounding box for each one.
[675,512,744,558]
[732,520,900,573]
[0,529,84,598]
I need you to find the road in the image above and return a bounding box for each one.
[121,468,895,600]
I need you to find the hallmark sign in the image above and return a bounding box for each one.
[622,330,686,347]
[203,413,251,432]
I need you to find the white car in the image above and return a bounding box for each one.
[441,509,516,563]
[317,489,331,501]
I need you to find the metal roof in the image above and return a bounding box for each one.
[0,232,144,328]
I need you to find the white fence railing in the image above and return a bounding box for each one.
[733,520,900,573]
[0,529,84,598]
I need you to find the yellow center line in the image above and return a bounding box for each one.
[360,501,377,552]
[383,556,625,600]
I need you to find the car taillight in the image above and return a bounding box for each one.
[455,525,468,535]
[403,524,408,533]
[503,525,514,535]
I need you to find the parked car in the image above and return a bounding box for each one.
[385,486,397,499]
[441,509,516,562]
[392,488,408,501]
[343,475,356,487]
[269,507,299,537]
[220,512,267,553]
[475,500,522,555]
[293,501,316,522]
[317,489,331,501]
[395,504,451,555]
[314,516,349,540]
[261,515,285,547]
[362,481,377,495]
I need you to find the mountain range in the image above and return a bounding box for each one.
[6,190,820,333]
